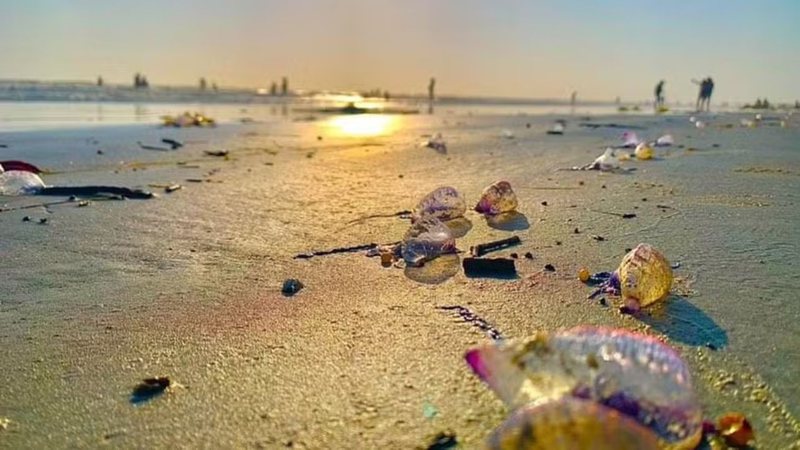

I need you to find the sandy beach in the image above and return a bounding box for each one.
[1,108,800,448]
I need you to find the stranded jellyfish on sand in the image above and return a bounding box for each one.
[401,217,456,267]
[474,181,518,216]
[466,326,702,449]
[411,186,466,223]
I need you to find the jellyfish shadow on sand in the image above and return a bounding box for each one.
[485,212,530,231]
[638,295,728,349]
[444,217,473,238]
[404,254,461,285]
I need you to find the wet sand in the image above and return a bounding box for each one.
[1,111,799,448]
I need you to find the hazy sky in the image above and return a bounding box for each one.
[1,0,798,102]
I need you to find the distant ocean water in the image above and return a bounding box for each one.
[0,80,627,132]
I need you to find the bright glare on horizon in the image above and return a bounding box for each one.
[328,115,397,138]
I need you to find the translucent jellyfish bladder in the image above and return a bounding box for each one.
[474,181,518,216]
[466,326,702,449]
[411,186,466,223]
[0,171,46,196]
[487,398,660,450]
[634,142,654,160]
[655,134,674,147]
[589,149,620,171]
[621,131,641,148]
[618,243,673,310]
[401,217,456,266]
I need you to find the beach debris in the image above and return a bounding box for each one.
[281,279,304,296]
[77,200,91,207]
[131,377,171,404]
[717,412,755,447]
[439,305,504,340]
[0,160,43,174]
[592,234,605,241]
[509,252,518,258]
[470,236,521,257]
[500,129,515,139]
[0,417,10,431]
[695,120,706,129]
[37,186,154,199]
[0,170,46,195]
[634,142,654,160]
[204,149,229,157]
[463,257,517,278]
[617,243,673,311]
[578,268,590,282]
[579,122,645,130]
[589,209,636,219]
[411,186,466,223]
[161,112,216,128]
[524,252,533,259]
[426,431,458,450]
[402,218,456,266]
[465,326,702,448]
[487,398,660,450]
[474,181,518,216]
[165,184,182,193]
[546,121,565,135]
[295,242,393,259]
[137,141,173,151]
[22,216,31,222]
[588,148,620,171]
[161,138,184,149]
[543,263,556,272]
[654,134,674,147]
[621,131,641,148]
[38,217,48,224]
[423,401,439,419]
[422,133,447,154]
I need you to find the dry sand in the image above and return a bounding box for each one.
[1,111,799,448]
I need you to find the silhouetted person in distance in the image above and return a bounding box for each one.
[134,73,141,88]
[199,77,207,91]
[654,80,665,110]
[269,82,278,96]
[97,76,103,87]
[212,82,218,92]
[693,77,713,112]
[281,77,288,96]
[704,77,714,111]
[428,77,436,101]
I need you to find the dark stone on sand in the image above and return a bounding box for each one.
[599,297,607,306]
[524,252,534,259]
[544,264,556,272]
[463,257,517,278]
[426,432,458,450]
[592,235,605,241]
[510,253,518,259]
[573,227,580,234]
[22,216,31,222]
[282,279,304,296]
[131,377,170,403]
[38,218,48,224]
[705,342,718,351]
[541,201,548,206]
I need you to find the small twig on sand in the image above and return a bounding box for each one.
[345,210,412,225]
[588,209,637,219]
[294,241,401,259]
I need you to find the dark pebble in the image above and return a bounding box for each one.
[573,228,580,234]
[22,216,31,222]
[705,342,718,351]
[555,241,562,246]
[624,248,632,253]
[524,252,534,259]
[601,184,607,189]
[592,235,605,241]
[599,297,607,306]
[131,377,171,403]
[97,149,105,155]
[641,198,647,202]
[578,181,585,186]
[619,305,635,315]
[544,264,556,272]
[510,253,518,259]
[541,201,548,206]
[426,432,458,450]
[38,218,48,224]
[282,279,304,296]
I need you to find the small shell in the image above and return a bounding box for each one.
[634,143,654,160]
[474,181,518,216]
[401,217,456,266]
[488,398,660,450]
[466,326,702,449]
[617,243,673,309]
[411,186,466,223]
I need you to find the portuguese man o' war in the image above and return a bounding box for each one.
[635,142,654,161]
[588,149,620,171]
[401,217,456,266]
[621,131,641,148]
[466,326,702,449]
[0,170,46,196]
[618,243,673,310]
[654,134,674,147]
[474,181,518,216]
[487,397,660,450]
[411,186,466,223]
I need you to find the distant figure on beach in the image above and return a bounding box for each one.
[428,78,436,101]
[269,82,278,96]
[212,82,218,92]
[654,80,665,110]
[281,77,289,96]
[199,78,207,91]
[693,77,714,112]
[96,76,103,87]
[570,91,577,114]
